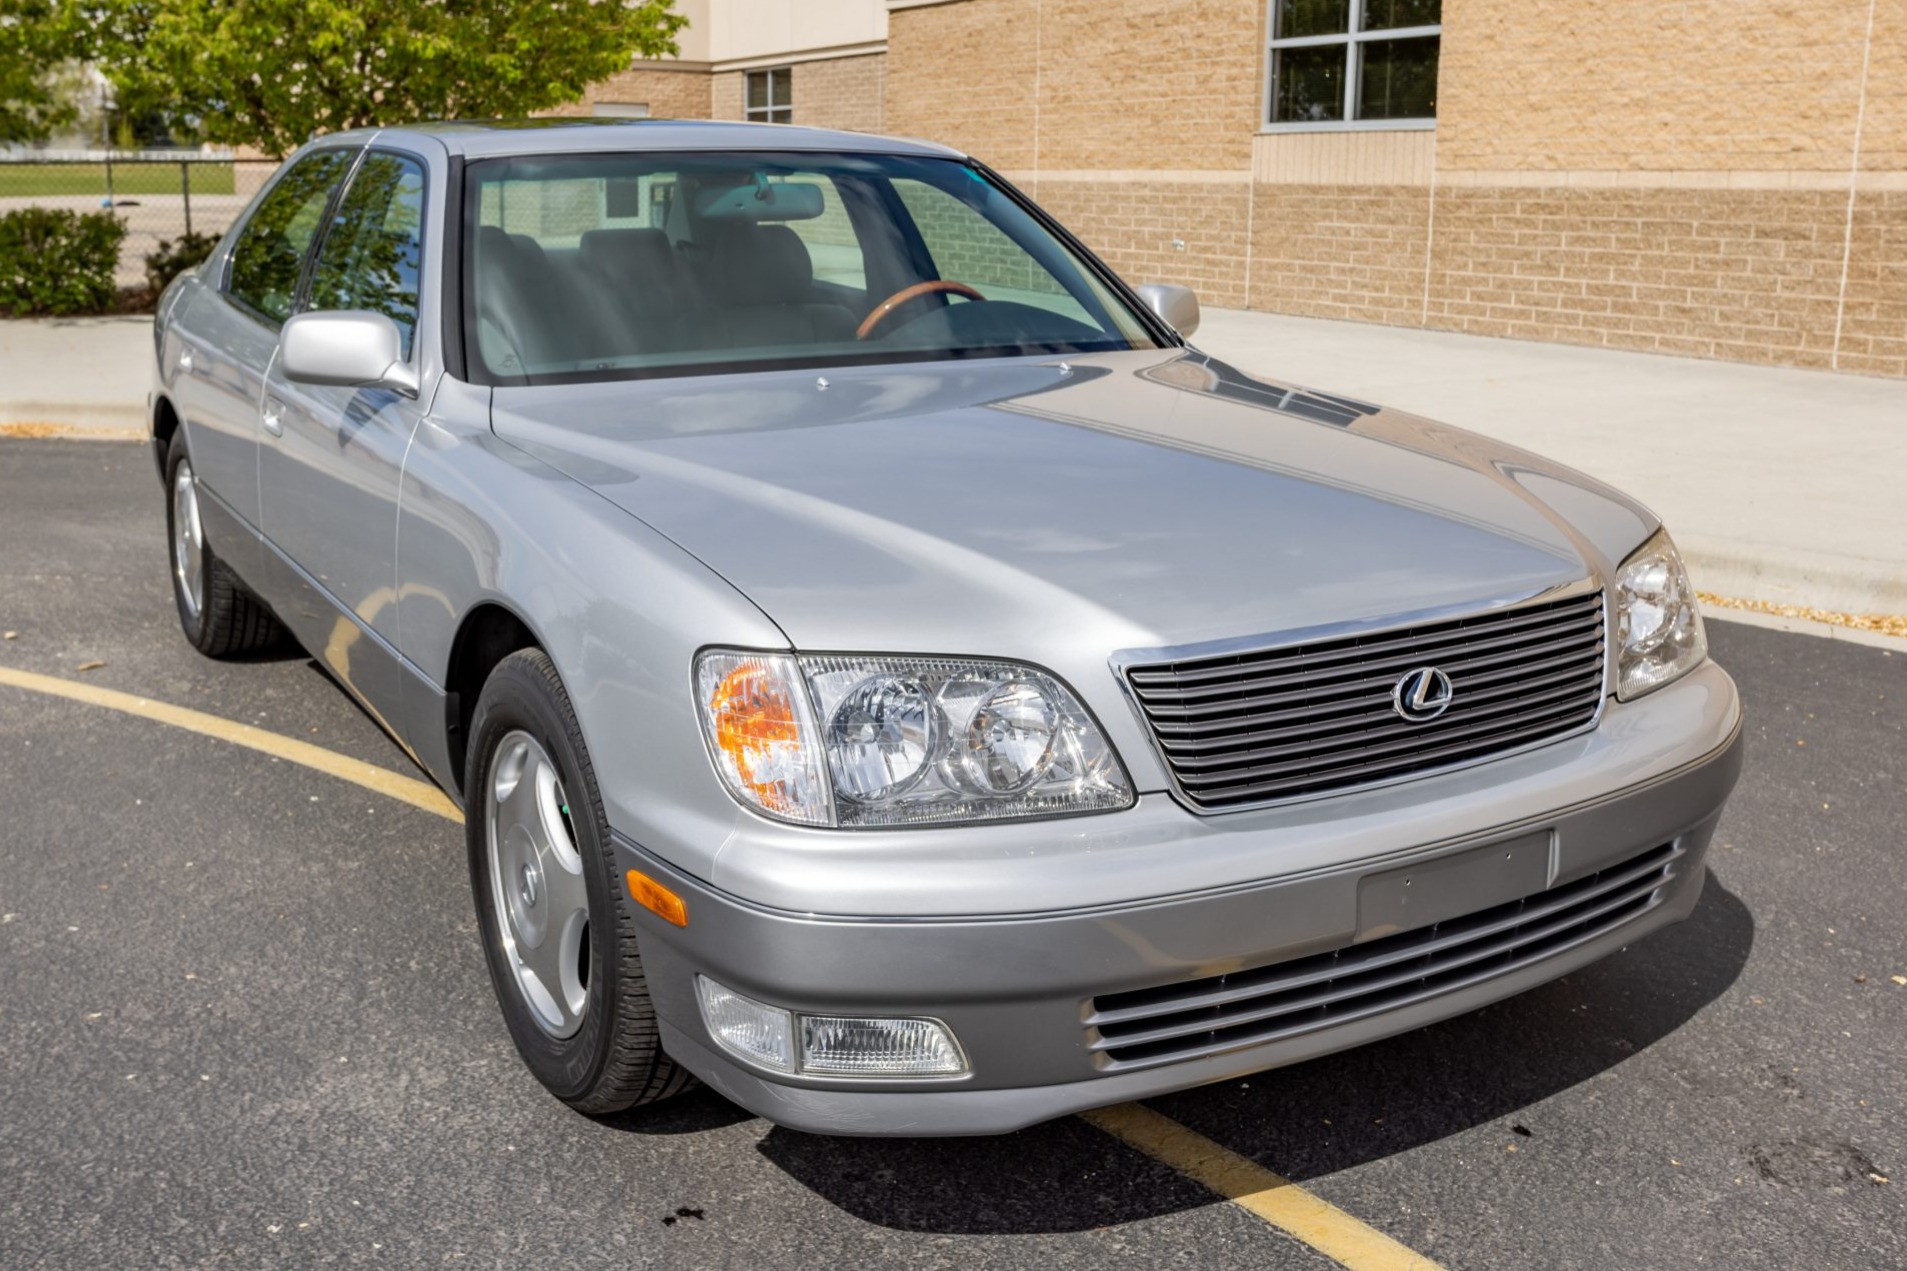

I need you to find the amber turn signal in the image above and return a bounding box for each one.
[707,661,809,815]
[625,869,689,927]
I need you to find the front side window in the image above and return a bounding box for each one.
[745,69,792,124]
[306,152,427,359]
[226,149,354,325]
[461,151,1160,385]
[1267,0,1440,127]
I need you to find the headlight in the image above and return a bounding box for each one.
[695,650,1133,827]
[1614,529,1707,699]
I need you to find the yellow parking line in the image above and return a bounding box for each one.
[0,664,462,822]
[1081,1103,1447,1270]
[3,663,1444,1265]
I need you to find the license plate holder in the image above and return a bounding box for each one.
[1356,831,1554,943]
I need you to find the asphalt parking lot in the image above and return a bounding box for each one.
[2,438,1903,1269]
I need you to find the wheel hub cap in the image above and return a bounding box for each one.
[485,731,590,1038]
[172,462,206,621]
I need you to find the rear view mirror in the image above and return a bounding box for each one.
[692,180,825,222]
[1135,283,1200,339]
[280,311,420,397]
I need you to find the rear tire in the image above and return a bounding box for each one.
[466,648,692,1114]
[165,434,282,658]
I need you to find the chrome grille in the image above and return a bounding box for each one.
[1123,589,1606,811]
[1087,840,1679,1069]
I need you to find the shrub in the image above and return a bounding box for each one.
[144,231,220,297]
[0,208,128,317]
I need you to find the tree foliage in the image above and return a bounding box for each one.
[99,0,687,157]
[0,0,86,144]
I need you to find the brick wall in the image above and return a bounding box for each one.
[1033,0,1261,171]
[1435,0,1871,174]
[1034,179,1254,308]
[1864,0,1907,173]
[546,66,713,121]
[1424,187,1855,366]
[794,54,886,133]
[885,0,1039,168]
[711,69,745,121]
[1249,185,1432,325]
[886,0,1259,171]
[1838,191,1907,377]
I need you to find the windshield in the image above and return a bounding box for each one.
[459,151,1162,384]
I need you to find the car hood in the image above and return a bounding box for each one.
[488,350,1655,658]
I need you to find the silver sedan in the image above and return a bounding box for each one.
[149,120,1741,1135]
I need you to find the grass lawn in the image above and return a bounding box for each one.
[0,163,238,199]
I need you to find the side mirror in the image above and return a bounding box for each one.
[1135,283,1200,339]
[281,311,419,397]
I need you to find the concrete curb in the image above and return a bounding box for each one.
[1705,608,1905,652]
[0,421,145,441]
[1680,539,1907,621]
[0,405,147,432]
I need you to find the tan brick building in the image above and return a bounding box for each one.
[567,0,1906,377]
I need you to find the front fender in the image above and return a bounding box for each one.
[394,376,788,882]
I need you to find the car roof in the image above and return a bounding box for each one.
[340,117,966,161]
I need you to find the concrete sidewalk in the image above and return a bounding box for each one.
[0,316,151,433]
[1194,310,1906,616]
[2,309,1902,613]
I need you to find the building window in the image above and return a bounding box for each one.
[745,69,792,124]
[1266,0,1440,129]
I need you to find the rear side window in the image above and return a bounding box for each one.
[226,149,354,325]
[306,153,428,359]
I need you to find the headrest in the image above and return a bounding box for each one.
[581,228,673,277]
[477,224,516,257]
[716,225,814,306]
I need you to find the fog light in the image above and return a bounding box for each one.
[799,1014,967,1076]
[695,976,793,1073]
[695,977,968,1078]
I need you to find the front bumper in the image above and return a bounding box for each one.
[616,701,1742,1136]
[614,721,1746,1137]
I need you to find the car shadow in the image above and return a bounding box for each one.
[729,868,1753,1234]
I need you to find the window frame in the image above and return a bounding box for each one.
[1261,0,1440,133]
[744,68,793,124]
[218,145,364,330]
[298,144,433,366]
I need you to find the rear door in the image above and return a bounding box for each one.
[170,148,356,564]
[257,148,432,728]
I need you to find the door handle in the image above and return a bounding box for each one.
[177,345,194,374]
[262,397,286,438]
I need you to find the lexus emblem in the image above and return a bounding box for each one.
[1392,666,1454,723]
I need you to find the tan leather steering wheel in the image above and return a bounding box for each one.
[856,280,987,340]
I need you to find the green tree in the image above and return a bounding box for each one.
[0,0,87,144]
[99,0,687,157]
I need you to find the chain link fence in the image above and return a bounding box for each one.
[0,152,279,288]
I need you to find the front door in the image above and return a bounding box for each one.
[258,150,431,732]
[173,147,356,568]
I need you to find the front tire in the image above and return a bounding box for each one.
[164,434,282,657]
[466,648,691,1114]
